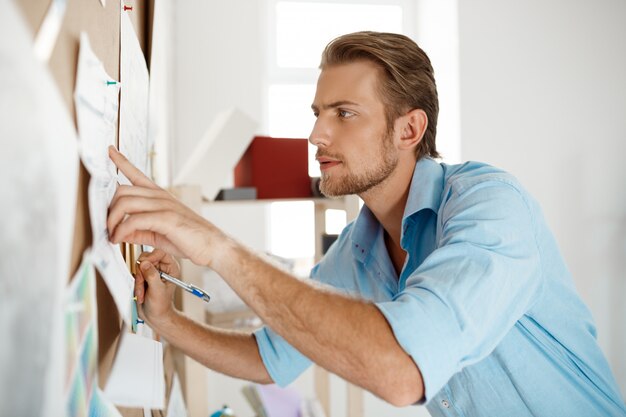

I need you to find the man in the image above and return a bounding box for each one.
[107,32,626,416]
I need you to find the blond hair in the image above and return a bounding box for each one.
[320,31,440,159]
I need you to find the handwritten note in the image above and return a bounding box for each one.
[119,10,151,184]
[74,32,134,324]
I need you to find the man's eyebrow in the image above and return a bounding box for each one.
[311,100,360,112]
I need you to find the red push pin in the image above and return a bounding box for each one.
[123,5,133,11]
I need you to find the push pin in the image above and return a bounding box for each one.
[106,80,117,86]
[123,5,133,11]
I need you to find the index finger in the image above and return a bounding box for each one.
[109,146,159,189]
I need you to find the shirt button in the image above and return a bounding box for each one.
[441,399,450,408]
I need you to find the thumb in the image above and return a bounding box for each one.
[139,260,162,286]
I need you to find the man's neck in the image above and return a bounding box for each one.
[359,157,416,272]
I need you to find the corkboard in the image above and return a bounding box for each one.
[15,0,154,413]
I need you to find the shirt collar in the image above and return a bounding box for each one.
[403,157,445,220]
[350,157,444,262]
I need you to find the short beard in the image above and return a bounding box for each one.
[319,132,397,197]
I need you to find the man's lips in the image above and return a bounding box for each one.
[317,157,342,171]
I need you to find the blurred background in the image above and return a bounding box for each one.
[148,0,626,415]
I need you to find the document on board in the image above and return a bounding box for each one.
[66,253,123,415]
[74,32,134,325]
[119,10,151,184]
[0,4,79,417]
[103,332,165,409]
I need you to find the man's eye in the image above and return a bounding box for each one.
[338,110,354,118]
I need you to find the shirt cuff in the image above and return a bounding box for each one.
[253,326,311,387]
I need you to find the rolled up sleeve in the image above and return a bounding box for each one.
[254,325,312,387]
[376,179,544,402]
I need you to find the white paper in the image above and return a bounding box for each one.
[0,3,79,417]
[119,9,151,184]
[74,32,134,324]
[91,239,134,323]
[147,0,173,187]
[167,374,189,417]
[33,0,68,62]
[104,332,165,409]
[74,32,120,182]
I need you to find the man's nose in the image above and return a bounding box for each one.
[308,118,331,148]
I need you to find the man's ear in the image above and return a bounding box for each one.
[397,109,428,151]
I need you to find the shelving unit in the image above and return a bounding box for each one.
[171,184,363,417]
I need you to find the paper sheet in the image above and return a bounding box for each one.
[147,0,173,186]
[74,32,134,324]
[104,332,165,409]
[91,237,134,323]
[119,9,151,184]
[0,3,79,417]
[74,32,120,183]
[64,253,123,417]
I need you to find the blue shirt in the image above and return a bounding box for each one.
[254,158,626,416]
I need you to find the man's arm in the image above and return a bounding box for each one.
[134,250,272,384]
[149,303,272,384]
[215,239,424,406]
[107,147,424,406]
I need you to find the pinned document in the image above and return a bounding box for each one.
[104,331,165,409]
[65,251,122,417]
[74,32,134,324]
[119,8,151,184]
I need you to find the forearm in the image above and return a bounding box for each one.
[153,309,272,384]
[211,238,422,404]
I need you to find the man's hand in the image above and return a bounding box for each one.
[107,146,224,267]
[134,249,178,326]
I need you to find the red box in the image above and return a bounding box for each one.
[234,136,312,199]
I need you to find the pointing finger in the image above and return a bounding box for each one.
[109,146,159,189]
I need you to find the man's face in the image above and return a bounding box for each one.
[310,61,398,197]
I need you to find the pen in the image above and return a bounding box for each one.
[136,260,211,303]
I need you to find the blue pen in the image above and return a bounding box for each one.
[136,260,211,303]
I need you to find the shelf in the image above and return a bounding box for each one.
[202,195,355,211]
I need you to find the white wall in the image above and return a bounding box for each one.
[457,0,626,397]
[173,0,266,183]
